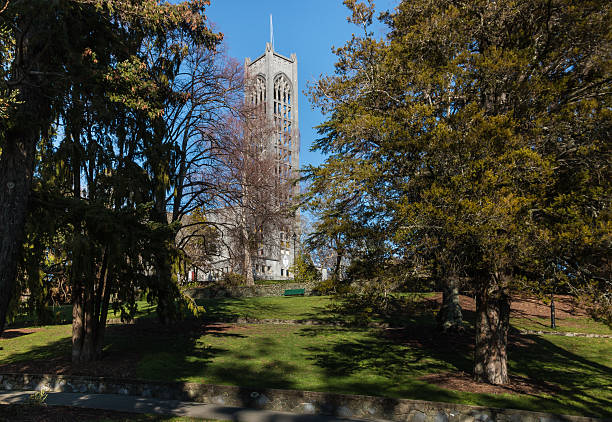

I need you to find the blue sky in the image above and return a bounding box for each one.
[205,0,396,169]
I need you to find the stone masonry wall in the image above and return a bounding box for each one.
[186,282,316,299]
[0,373,609,422]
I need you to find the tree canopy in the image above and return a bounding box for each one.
[307,0,611,384]
[0,0,223,360]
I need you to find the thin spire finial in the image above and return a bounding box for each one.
[270,14,274,50]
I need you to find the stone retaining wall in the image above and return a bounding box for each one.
[186,282,317,299]
[519,329,612,338]
[0,373,608,422]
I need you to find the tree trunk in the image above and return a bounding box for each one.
[0,19,55,335]
[474,282,510,385]
[72,268,109,362]
[550,293,556,329]
[155,256,174,325]
[71,239,99,363]
[437,276,463,332]
[0,151,32,335]
[332,250,343,281]
[71,283,85,362]
[0,70,54,336]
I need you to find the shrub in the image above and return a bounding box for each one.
[291,252,321,284]
[219,272,246,287]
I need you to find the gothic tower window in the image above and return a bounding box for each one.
[251,75,266,112]
[273,73,292,191]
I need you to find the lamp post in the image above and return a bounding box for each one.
[292,232,297,274]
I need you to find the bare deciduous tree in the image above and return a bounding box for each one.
[210,103,293,285]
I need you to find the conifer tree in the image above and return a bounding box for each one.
[0,0,221,356]
[308,0,611,384]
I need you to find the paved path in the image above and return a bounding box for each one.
[0,391,375,422]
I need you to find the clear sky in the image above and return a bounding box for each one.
[204,0,396,169]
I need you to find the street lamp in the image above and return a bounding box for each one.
[292,233,297,272]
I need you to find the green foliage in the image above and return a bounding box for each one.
[291,252,321,284]
[312,278,341,295]
[305,0,611,383]
[219,272,247,287]
[307,0,611,356]
[27,388,48,406]
[0,0,223,354]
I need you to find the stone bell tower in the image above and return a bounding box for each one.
[244,31,300,279]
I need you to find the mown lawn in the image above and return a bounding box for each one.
[195,296,332,321]
[8,301,157,328]
[1,295,611,418]
[509,314,612,335]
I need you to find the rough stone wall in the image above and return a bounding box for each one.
[0,373,608,422]
[186,282,316,299]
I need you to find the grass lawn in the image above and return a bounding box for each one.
[195,296,332,321]
[509,315,612,335]
[8,301,158,328]
[1,294,611,418]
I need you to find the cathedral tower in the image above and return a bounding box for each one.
[245,42,300,278]
[245,42,299,202]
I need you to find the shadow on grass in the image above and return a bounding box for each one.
[0,320,245,381]
[7,301,158,329]
[2,295,610,418]
[508,333,612,417]
[195,298,282,322]
[296,318,611,417]
[298,293,459,329]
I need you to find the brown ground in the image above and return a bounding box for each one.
[0,328,43,340]
[0,351,142,379]
[425,293,586,319]
[419,372,561,396]
[409,294,588,395]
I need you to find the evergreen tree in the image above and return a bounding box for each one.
[0,0,221,358]
[308,0,611,384]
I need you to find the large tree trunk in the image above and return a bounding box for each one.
[474,281,510,385]
[0,143,34,336]
[72,290,99,363]
[71,286,85,362]
[72,259,110,363]
[0,9,57,336]
[437,276,463,332]
[156,265,174,325]
[0,95,48,336]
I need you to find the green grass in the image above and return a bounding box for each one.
[0,325,72,364]
[126,323,612,418]
[8,301,157,328]
[195,296,333,321]
[510,315,612,335]
[2,295,611,418]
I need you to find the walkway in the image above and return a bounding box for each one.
[0,390,376,422]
